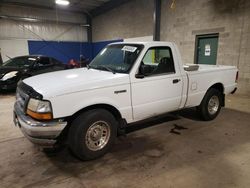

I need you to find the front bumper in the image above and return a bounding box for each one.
[13,102,67,147]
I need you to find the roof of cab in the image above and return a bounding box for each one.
[108,41,174,47]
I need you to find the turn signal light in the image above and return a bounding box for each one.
[27,109,53,120]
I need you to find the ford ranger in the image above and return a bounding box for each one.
[13,42,238,160]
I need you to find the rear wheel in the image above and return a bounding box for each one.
[197,88,223,121]
[68,109,117,160]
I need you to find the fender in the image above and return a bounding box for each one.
[49,88,133,122]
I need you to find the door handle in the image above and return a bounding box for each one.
[173,79,181,84]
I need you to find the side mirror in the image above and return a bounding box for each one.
[135,64,146,79]
[135,74,144,79]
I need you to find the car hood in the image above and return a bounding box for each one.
[23,68,130,98]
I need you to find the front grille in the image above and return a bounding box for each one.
[16,81,43,113]
[18,81,43,99]
[16,87,30,113]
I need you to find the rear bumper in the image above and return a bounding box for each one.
[13,102,67,147]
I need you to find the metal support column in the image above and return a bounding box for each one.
[153,0,161,41]
[86,15,92,43]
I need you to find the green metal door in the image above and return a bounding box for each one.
[196,35,218,65]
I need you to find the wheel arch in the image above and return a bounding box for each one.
[206,82,225,106]
[208,82,224,94]
[59,103,123,141]
[79,104,120,118]
[66,103,123,125]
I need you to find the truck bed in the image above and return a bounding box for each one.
[183,64,237,108]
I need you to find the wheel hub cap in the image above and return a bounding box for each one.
[85,121,111,151]
[90,128,102,141]
[208,95,219,115]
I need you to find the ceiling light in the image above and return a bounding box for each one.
[22,17,38,22]
[55,0,70,6]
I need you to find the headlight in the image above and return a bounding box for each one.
[1,71,18,81]
[27,98,53,120]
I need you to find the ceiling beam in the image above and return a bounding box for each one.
[90,0,131,17]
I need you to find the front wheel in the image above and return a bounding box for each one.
[197,88,223,121]
[68,109,117,160]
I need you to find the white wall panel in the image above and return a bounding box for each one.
[0,39,29,62]
[0,20,87,42]
[0,5,87,42]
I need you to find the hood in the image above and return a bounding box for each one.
[23,68,130,98]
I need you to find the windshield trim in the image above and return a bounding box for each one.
[3,56,37,68]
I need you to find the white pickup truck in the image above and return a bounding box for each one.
[14,42,238,160]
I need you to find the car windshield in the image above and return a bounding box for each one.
[89,44,144,74]
[3,57,37,68]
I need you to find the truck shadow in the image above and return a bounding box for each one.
[125,113,180,134]
[171,107,203,121]
[124,107,202,134]
[44,108,202,163]
[44,108,202,160]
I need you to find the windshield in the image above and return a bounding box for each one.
[89,44,144,74]
[3,57,37,68]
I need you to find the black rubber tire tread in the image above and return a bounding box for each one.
[68,109,117,160]
[197,88,223,121]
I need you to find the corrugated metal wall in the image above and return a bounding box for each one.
[0,5,87,41]
[0,4,88,62]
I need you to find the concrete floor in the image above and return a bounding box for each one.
[0,93,250,188]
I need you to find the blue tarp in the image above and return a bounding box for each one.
[28,39,123,64]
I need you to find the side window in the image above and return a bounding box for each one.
[139,47,175,76]
[37,57,51,67]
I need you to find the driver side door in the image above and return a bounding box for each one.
[131,46,183,121]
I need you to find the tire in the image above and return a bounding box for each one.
[197,88,223,121]
[68,109,117,160]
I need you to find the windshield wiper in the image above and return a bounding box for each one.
[98,66,116,74]
[88,65,116,74]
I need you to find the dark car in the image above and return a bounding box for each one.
[0,55,66,91]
